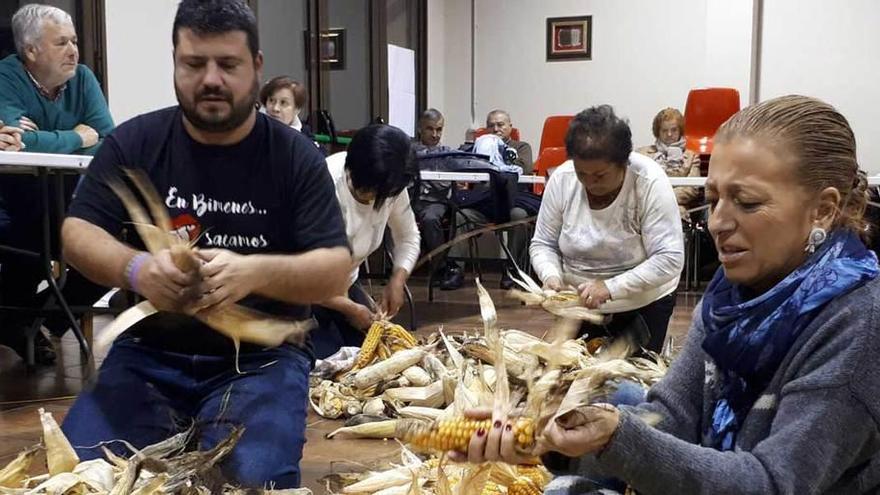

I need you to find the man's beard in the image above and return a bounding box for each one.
[176,78,259,133]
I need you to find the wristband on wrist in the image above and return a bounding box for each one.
[124,252,150,292]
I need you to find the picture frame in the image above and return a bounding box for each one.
[304,28,346,71]
[546,16,592,61]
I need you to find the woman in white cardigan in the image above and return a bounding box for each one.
[312,125,421,359]
[530,105,684,352]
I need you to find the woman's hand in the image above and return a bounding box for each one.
[538,404,621,458]
[379,278,404,318]
[578,280,611,309]
[447,408,537,465]
[543,276,564,292]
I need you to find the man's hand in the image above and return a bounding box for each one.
[380,275,407,317]
[134,250,202,313]
[578,280,611,309]
[0,122,24,151]
[18,116,39,132]
[195,248,259,310]
[346,302,376,330]
[536,404,620,458]
[74,124,99,148]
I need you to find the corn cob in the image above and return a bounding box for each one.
[480,481,504,494]
[352,322,386,371]
[401,417,536,453]
[386,324,418,347]
[508,478,543,495]
[514,465,550,486]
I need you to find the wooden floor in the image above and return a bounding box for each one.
[0,271,702,492]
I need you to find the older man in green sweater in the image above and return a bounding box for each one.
[0,4,114,364]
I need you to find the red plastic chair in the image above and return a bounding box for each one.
[532,146,568,195]
[474,127,521,142]
[538,116,573,155]
[683,88,741,155]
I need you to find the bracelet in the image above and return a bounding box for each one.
[124,252,150,292]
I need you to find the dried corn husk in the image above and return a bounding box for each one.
[326,419,400,440]
[402,366,432,387]
[353,348,427,389]
[102,170,314,358]
[362,397,387,416]
[505,266,609,324]
[341,467,412,494]
[383,380,445,408]
[72,459,115,492]
[27,472,86,494]
[421,353,449,382]
[39,408,78,475]
[0,446,38,488]
[129,473,168,495]
[395,406,445,422]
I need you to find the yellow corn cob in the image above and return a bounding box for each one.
[352,322,385,371]
[480,481,504,494]
[514,465,550,486]
[376,343,391,361]
[508,478,542,495]
[386,324,418,347]
[403,417,536,453]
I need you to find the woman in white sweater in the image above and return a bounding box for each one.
[312,125,421,359]
[530,106,684,352]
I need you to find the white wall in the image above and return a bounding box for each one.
[429,0,473,147]
[105,0,178,125]
[428,0,880,174]
[761,0,880,173]
[258,0,308,84]
[426,0,445,116]
[449,0,754,152]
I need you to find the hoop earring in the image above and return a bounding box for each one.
[805,226,827,254]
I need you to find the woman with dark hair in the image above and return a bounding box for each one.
[312,124,421,358]
[259,76,312,137]
[530,105,684,353]
[459,96,880,495]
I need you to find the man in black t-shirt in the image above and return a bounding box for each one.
[59,1,350,488]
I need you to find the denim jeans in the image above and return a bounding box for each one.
[62,338,311,488]
[311,283,372,359]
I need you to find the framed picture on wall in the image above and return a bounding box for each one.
[305,28,346,71]
[546,16,592,61]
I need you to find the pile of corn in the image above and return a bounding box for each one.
[321,281,669,495]
[0,408,311,494]
[330,445,553,495]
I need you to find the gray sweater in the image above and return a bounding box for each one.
[560,276,880,494]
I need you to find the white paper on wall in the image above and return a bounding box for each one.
[388,44,416,136]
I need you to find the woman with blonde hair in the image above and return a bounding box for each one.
[637,107,702,218]
[458,96,880,494]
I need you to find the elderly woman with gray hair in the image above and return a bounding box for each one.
[637,107,702,218]
[455,96,880,495]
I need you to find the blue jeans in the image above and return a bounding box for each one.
[62,338,311,488]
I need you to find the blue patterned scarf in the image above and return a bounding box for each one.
[701,229,878,450]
